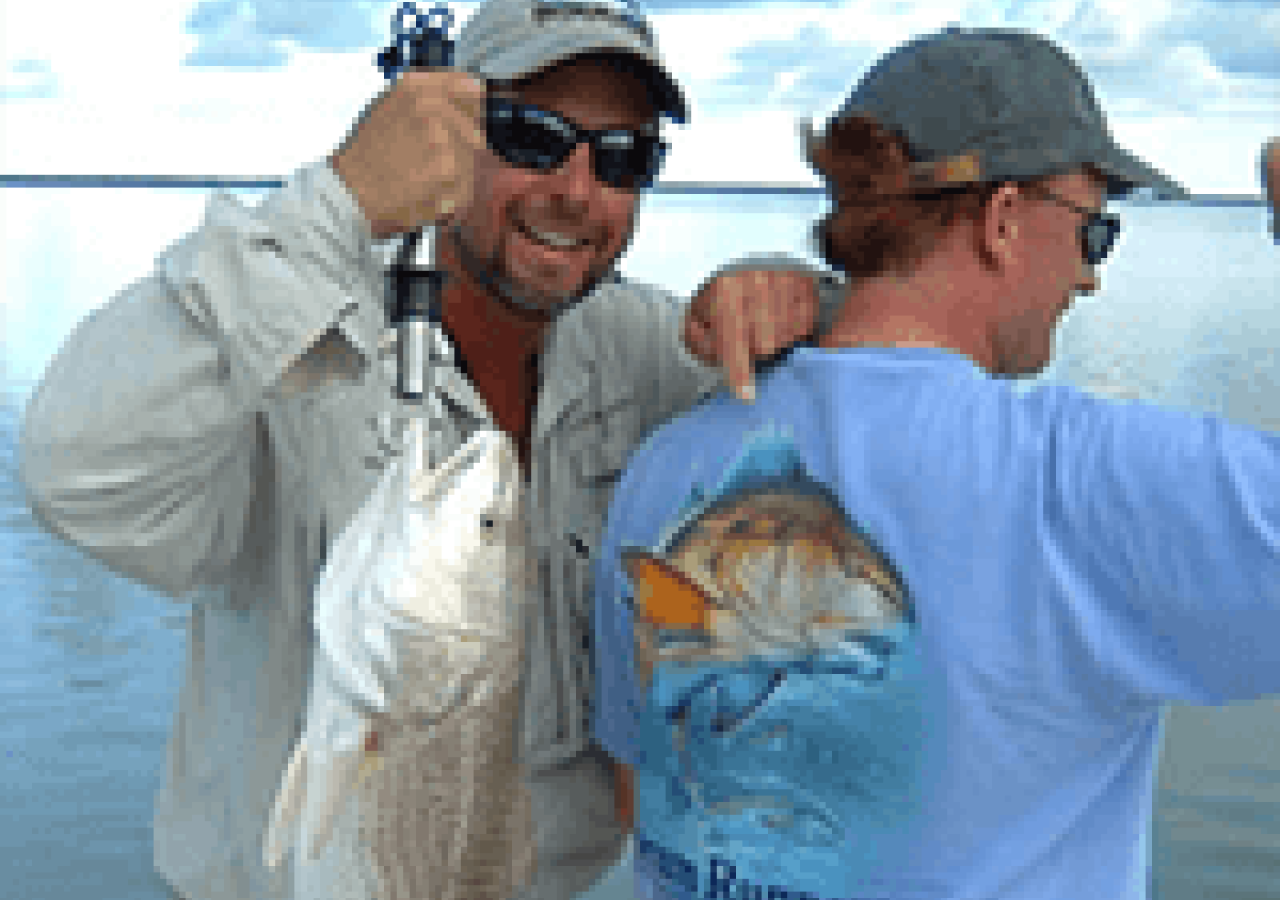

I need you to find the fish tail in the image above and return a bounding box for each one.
[264,738,309,869]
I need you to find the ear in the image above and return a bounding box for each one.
[621,549,713,630]
[975,183,1024,271]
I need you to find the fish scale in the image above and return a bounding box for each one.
[265,403,538,898]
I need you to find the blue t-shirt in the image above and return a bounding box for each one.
[593,346,1280,900]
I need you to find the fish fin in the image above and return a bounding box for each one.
[263,738,308,869]
[622,550,713,630]
[305,722,372,861]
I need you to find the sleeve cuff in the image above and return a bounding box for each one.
[314,156,378,249]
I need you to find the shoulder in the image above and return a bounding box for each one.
[581,270,684,316]
[551,271,684,353]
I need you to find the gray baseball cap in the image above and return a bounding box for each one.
[454,0,689,125]
[823,27,1188,200]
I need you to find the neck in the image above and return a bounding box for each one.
[428,228,548,475]
[817,267,992,369]
[817,318,961,352]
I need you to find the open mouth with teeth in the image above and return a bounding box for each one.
[514,218,590,251]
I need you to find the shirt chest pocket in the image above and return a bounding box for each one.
[270,379,399,531]
[562,405,650,558]
[541,398,647,665]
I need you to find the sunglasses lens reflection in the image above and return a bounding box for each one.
[486,98,664,190]
[596,137,663,190]
[1082,216,1120,265]
[487,102,571,170]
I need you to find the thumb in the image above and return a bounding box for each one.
[684,307,717,364]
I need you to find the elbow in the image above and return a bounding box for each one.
[16,425,253,601]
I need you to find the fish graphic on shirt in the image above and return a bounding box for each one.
[621,428,912,698]
[616,426,925,893]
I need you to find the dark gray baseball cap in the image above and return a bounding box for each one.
[455,0,688,125]
[823,26,1188,200]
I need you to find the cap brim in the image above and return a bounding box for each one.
[1094,141,1189,200]
[477,29,689,125]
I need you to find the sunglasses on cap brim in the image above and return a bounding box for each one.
[485,94,668,191]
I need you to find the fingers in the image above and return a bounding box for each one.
[435,101,487,153]
[414,91,486,153]
[682,302,714,365]
[714,275,756,403]
[370,71,488,230]
[400,77,484,226]
[454,92,488,126]
[429,118,477,224]
[440,85,489,151]
[695,269,822,404]
[748,270,776,362]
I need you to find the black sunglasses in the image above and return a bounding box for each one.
[485,94,668,191]
[1023,186,1121,266]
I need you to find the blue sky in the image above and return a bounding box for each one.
[2,0,1278,193]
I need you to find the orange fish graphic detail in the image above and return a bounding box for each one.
[622,549,712,630]
[621,487,909,690]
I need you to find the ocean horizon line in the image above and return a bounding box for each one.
[0,175,1268,205]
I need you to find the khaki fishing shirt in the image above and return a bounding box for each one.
[17,158,842,900]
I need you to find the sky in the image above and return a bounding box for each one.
[1,0,1278,194]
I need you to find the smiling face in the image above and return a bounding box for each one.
[990,167,1108,377]
[442,55,659,320]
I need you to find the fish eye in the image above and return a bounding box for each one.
[481,516,494,530]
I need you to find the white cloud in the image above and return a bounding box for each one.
[0,0,391,174]
[2,59,59,100]
[0,0,1276,193]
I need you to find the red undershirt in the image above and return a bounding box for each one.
[438,281,547,479]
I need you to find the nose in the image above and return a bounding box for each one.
[548,140,598,206]
[1077,262,1100,295]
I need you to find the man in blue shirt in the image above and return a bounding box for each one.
[593,27,1280,900]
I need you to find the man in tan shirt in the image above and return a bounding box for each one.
[17,1,842,898]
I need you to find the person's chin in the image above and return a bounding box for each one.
[1023,358,1052,379]
[497,265,595,319]
[1009,344,1054,379]
[507,223,603,289]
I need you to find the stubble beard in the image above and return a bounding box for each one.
[445,220,622,323]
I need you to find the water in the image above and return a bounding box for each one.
[1,186,1278,899]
